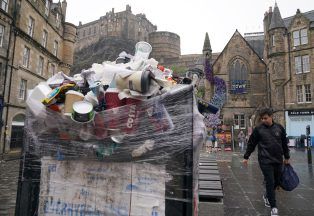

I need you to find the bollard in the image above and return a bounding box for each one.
[306,125,312,164]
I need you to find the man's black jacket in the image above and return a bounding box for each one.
[244,123,290,164]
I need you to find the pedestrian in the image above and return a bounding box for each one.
[238,130,246,151]
[242,107,290,216]
[205,135,213,153]
[212,134,218,152]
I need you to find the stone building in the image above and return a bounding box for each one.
[204,30,267,133]
[0,0,76,154]
[75,5,157,52]
[263,4,314,139]
[0,0,13,132]
[73,6,206,75]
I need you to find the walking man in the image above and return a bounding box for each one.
[243,108,290,216]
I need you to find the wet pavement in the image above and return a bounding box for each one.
[1,148,314,216]
[0,158,20,216]
[200,148,314,216]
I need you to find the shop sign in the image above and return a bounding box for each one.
[230,80,247,94]
[287,109,314,116]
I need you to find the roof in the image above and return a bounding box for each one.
[244,35,265,59]
[203,32,212,52]
[269,3,285,30]
[283,10,314,28]
[213,30,266,66]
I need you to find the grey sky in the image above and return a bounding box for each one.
[65,0,313,54]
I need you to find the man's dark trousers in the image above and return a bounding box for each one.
[259,163,282,208]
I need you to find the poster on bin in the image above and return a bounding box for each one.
[39,157,166,216]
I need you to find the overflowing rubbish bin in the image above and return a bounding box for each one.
[14,42,206,216]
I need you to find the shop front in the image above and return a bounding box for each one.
[285,109,314,147]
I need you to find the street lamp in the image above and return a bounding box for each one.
[306,125,312,164]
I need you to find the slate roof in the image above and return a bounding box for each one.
[283,10,314,28]
[269,3,285,30]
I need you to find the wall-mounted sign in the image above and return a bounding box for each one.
[287,109,314,116]
[230,80,248,94]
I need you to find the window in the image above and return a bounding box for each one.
[56,13,60,28]
[37,56,44,75]
[45,0,50,16]
[18,79,27,100]
[1,0,8,12]
[234,114,245,129]
[229,59,249,94]
[293,30,300,46]
[53,40,58,56]
[297,84,312,103]
[27,17,35,37]
[50,64,55,76]
[271,34,275,47]
[22,47,30,68]
[305,84,312,102]
[42,30,48,48]
[295,55,310,74]
[0,24,4,47]
[293,28,308,46]
[300,29,308,45]
[302,55,310,73]
[296,85,303,103]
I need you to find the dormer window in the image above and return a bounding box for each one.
[293,28,308,46]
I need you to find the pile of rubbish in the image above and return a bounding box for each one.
[27,41,180,143]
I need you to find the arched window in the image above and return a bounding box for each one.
[229,59,249,94]
[10,114,25,149]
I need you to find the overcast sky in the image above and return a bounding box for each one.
[65,0,313,55]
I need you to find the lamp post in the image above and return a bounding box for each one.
[306,125,312,164]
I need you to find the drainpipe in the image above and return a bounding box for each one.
[267,64,271,107]
[282,31,292,125]
[2,0,18,155]
[0,24,13,154]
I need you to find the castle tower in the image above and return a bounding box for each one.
[265,3,287,123]
[269,3,286,55]
[149,31,180,63]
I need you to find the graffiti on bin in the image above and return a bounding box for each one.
[43,199,129,216]
[40,158,166,216]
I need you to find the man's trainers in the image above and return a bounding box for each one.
[263,194,271,207]
[271,207,278,216]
